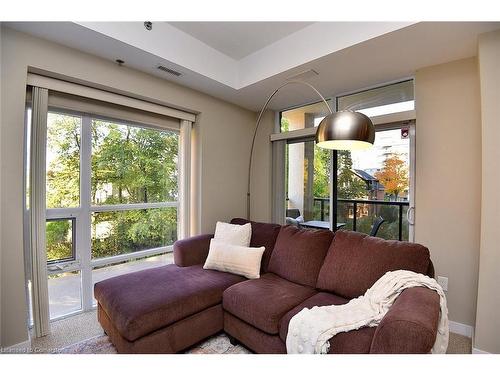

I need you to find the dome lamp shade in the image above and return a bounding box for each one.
[316,111,375,150]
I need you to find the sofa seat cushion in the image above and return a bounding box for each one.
[279,292,376,354]
[94,264,245,341]
[223,273,316,335]
[317,230,431,299]
[230,218,282,273]
[267,225,334,287]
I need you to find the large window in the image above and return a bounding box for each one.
[44,110,179,320]
[278,80,414,241]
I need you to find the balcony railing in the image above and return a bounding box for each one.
[312,197,409,241]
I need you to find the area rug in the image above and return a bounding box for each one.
[58,333,251,354]
[58,332,470,354]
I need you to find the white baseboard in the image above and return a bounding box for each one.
[472,347,491,354]
[449,320,474,338]
[1,338,31,353]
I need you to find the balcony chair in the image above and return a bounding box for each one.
[285,209,303,227]
[369,216,385,237]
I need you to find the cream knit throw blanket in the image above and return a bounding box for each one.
[286,270,449,354]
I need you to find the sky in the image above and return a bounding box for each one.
[351,128,409,172]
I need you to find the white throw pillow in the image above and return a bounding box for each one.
[203,239,265,279]
[214,221,252,247]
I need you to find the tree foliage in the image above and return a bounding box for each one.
[46,114,80,208]
[374,154,409,199]
[337,150,367,199]
[46,220,73,261]
[313,147,330,198]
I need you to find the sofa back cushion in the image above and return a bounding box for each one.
[230,218,282,273]
[267,225,334,287]
[316,230,431,299]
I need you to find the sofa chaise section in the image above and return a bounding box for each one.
[94,219,282,353]
[98,301,224,354]
[94,263,245,353]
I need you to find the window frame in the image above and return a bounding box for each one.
[46,217,77,265]
[272,79,416,240]
[44,106,182,317]
[335,79,414,113]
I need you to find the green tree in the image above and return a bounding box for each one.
[280,117,290,132]
[337,150,367,199]
[313,147,330,198]
[46,220,73,261]
[46,114,80,208]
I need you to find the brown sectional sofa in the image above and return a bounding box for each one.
[94,218,439,354]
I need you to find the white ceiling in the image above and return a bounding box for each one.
[5,21,500,112]
[168,22,313,59]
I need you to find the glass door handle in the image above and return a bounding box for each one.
[407,206,415,225]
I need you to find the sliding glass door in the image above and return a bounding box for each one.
[335,80,414,241]
[335,125,412,240]
[276,80,415,241]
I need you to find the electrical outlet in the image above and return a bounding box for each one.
[437,276,448,291]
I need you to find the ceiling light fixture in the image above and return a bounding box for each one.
[144,21,153,31]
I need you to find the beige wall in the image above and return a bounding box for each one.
[249,110,274,223]
[474,29,500,354]
[414,57,482,327]
[0,27,268,347]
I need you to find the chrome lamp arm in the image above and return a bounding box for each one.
[246,80,333,220]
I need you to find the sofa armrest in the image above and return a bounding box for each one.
[370,286,440,354]
[173,234,214,267]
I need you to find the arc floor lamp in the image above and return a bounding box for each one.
[246,80,375,222]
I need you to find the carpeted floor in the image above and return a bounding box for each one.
[58,331,471,354]
[30,310,104,353]
[31,310,472,354]
[58,332,251,354]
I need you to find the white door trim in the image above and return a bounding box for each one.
[408,120,416,242]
